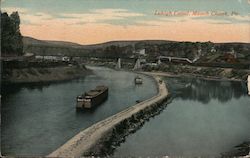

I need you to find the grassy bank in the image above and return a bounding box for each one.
[143,64,250,81]
[2,65,91,84]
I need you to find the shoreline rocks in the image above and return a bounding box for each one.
[221,141,250,158]
[83,97,172,157]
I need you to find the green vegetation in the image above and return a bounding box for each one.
[1,11,23,56]
[143,63,249,80]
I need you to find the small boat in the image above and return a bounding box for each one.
[135,76,143,84]
[76,85,108,109]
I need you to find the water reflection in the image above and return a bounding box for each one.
[113,77,250,157]
[166,77,248,104]
[1,80,76,95]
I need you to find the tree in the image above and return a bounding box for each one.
[1,11,23,56]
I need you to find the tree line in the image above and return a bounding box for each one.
[1,11,23,56]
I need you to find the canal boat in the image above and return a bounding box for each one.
[135,76,143,84]
[76,85,108,109]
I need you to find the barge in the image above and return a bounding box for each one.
[76,85,108,109]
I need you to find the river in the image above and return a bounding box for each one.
[2,68,250,157]
[113,77,250,157]
[1,66,157,156]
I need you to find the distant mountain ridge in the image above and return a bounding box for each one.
[23,36,174,49]
[23,36,250,62]
[23,36,83,48]
[23,36,250,49]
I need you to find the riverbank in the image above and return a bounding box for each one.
[48,75,169,157]
[143,71,245,82]
[143,64,250,82]
[221,141,250,157]
[2,65,91,84]
[86,61,250,82]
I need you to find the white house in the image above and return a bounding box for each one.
[35,55,62,61]
[134,49,146,56]
[211,47,216,53]
[62,56,70,62]
[35,55,44,60]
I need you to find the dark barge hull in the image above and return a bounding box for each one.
[76,86,108,109]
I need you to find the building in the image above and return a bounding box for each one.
[134,49,146,56]
[35,55,69,61]
[211,46,216,53]
[62,56,70,62]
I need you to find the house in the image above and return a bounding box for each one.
[35,55,44,60]
[62,56,70,62]
[134,49,146,56]
[35,55,62,61]
[211,47,216,53]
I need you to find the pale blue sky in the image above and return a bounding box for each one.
[1,0,249,44]
[2,0,250,25]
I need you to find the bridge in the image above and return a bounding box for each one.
[158,56,198,64]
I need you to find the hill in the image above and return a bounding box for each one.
[23,36,83,48]
[23,36,250,63]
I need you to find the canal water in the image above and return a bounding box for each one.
[113,77,250,157]
[1,66,157,156]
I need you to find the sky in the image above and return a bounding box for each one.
[1,0,250,44]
